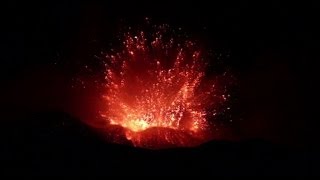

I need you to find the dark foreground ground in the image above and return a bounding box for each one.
[1,112,319,176]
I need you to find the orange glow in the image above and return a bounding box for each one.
[100,25,230,149]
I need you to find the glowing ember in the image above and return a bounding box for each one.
[99,24,230,149]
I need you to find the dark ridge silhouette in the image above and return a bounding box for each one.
[1,111,318,175]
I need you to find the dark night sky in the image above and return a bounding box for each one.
[1,0,319,147]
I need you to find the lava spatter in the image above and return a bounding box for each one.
[98,25,231,149]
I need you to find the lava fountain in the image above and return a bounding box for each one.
[98,24,231,149]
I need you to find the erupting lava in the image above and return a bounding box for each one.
[98,24,231,149]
